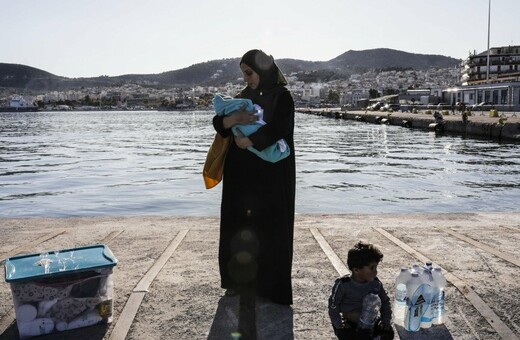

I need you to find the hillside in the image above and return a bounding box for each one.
[0,63,119,90]
[0,49,461,91]
[0,63,64,89]
[327,48,459,70]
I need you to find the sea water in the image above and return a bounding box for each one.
[1,110,520,217]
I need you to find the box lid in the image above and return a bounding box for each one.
[4,244,117,282]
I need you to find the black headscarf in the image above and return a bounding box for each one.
[240,49,287,92]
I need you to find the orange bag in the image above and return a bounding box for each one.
[203,133,232,189]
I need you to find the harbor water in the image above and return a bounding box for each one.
[1,110,519,217]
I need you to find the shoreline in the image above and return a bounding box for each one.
[299,108,520,142]
[3,107,519,142]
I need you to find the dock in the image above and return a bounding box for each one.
[1,213,520,339]
[298,108,520,142]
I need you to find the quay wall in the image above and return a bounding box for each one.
[298,109,520,142]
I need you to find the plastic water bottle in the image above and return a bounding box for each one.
[405,272,421,297]
[411,263,422,274]
[419,268,434,328]
[404,272,429,332]
[358,288,381,336]
[394,267,410,327]
[431,267,447,324]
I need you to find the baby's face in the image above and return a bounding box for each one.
[353,261,379,283]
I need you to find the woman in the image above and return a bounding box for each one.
[212,49,295,305]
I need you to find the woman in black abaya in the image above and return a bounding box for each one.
[212,49,295,305]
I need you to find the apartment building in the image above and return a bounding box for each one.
[461,45,520,85]
[443,46,520,110]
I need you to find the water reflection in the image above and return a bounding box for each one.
[295,113,520,213]
[0,110,519,217]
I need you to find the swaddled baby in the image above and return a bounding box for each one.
[213,94,290,163]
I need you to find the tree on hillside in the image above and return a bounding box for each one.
[82,95,94,105]
[326,90,339,104]
[369,89,380,99]
[383,88,399,96]
[197,93,214,107]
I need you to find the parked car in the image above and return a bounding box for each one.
[472,102,495,111]
[341,104,352,111]
[367,102,383,111]
[436,103,451,110]
[381,103,400,112]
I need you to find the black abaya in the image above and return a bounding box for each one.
[213,86,295,305]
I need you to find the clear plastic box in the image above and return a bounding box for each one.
[4,244,117,339]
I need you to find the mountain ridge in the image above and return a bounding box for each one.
[0,48,461,91]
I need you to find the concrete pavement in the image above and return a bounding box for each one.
[1,213,520,339]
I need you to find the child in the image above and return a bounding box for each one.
[328,242,394,340]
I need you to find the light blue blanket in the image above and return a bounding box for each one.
[213,94,290,163]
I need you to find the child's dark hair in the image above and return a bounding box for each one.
[347,241,383,270]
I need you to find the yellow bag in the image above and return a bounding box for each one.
[203,133,232,189]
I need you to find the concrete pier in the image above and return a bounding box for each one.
[1,213,520,339]
[298,108,520,142]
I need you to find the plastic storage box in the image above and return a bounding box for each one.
[4,244,117,339]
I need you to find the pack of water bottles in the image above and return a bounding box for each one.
[393,262,447,332]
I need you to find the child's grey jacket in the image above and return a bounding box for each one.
[328,275,392,329]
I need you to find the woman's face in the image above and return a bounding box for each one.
[240,63,260,90]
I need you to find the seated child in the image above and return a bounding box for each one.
[328,242,394,340]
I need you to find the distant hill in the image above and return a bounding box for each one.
[0,63,64,89]
[111,58,244,87]
[0,49,461,91]
[327,48,459,70]
[0,63,122,90]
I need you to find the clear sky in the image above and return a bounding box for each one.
[2,0,519,78]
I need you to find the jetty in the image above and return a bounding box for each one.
[1,213,520,339]
[298,108,520,142]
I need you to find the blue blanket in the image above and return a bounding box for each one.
[213,94,290,163]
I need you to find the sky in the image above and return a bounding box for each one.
[2,0,519,78]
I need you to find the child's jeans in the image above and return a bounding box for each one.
[332,319,394,340]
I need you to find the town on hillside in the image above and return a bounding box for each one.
[1,45,520,112]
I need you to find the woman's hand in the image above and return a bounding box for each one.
[222,104,257,129]
[234,111,258,125]
[234,129,253,149]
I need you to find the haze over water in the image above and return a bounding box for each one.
[1,110,519,218]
